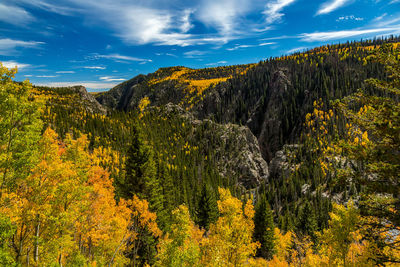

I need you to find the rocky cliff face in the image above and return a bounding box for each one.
[269,144,300,180]
[209,122,269,188]
[157,104,269,189]
[247,69,291,162]
[68,86,107,114]
[96,75,147,110]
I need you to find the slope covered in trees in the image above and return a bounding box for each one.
[0,36,399,266]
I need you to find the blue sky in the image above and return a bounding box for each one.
[1,0,400,91]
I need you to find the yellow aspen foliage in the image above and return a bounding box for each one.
[201,187,260,266]
[273,228,292,261]
[126,195,162,266]
[0,128,137,266]
[138,96,151,119]
[317,202,375,266]
[127,195,162,239]
[156,205,203,267]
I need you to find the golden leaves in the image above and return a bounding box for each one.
[138,96,151,119]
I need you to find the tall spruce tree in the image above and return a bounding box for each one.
[297,201,317,240]
[253,194,276,259]
[195,183,218,231]
[122,122,164,214]
[122,122,165,265]
[122,122,151,199]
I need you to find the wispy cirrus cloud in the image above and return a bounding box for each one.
[226,42,276,51]
[183,50,209,58]
[286,46,311,54]
[0,38,44,55]
[300,27,400,42]
[56,70,75,74]
[95,54,152,63]
[317,0,351,15]
[99,76,125,82]
[336,15,363,22]
[7,0,277,47]
[205,60,228,66]
[197,0,251,36]
[1,60,31,69]
[9,0,77,16]
[83,66,106,70]
[373,13,387,22]
[36,75,58,78]
[0,3,35,26]
[263,0,296,24]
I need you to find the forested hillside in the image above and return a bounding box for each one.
[0,37,399,266]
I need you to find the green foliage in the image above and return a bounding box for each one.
[318,202,360,266]
[253,193,276,259]
[0,214,16,266]
[195,183,218,231]
[156,205,203,267]
[297,201,318,241]
[0,64,42,193]
[121,122,156,200]
[331,43,400,263]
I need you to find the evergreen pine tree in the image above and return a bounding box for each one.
[121,122,149,199]
[253,194,276,259]
[298,201,318,240]
[195,183,218,231]
[122,122,165,265]
[122,122,164,218]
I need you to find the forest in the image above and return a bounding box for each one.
[0,37,399,266]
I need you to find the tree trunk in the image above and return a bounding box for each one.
[26,247,30,266]
[109,232,127,267]
[0,110,15,197]
[59,251,63,267]
[34,215,40,263]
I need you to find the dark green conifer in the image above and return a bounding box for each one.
[298,201,318,240]
[195,183,218,231]
[253,194,276,259]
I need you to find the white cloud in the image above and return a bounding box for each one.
[99,76,125,82]
[180,9,194,33]
[35,81,117,91]
[260,35,297,41]
[337,15,363,21]
[1,60,31,69]
[96,54,152,62]
[56,71,75,74]
[373,13,387,22]
[300,27,400,42]
[263,0,296,24]
[227,44,253,51]
[11,0,77,16]
[374,16,400,27]
[36,75,58,78]
[8,0,269,47]
[184,50,208,58]
[286,46,310,54]
[259,42,276,46]
[317,0,350,15]
[205,60,228,66]
[226,42,276,51]
[197,0,250,36]
[0,3,35,26]
[0,38,44,55]
[83,66,106,70]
